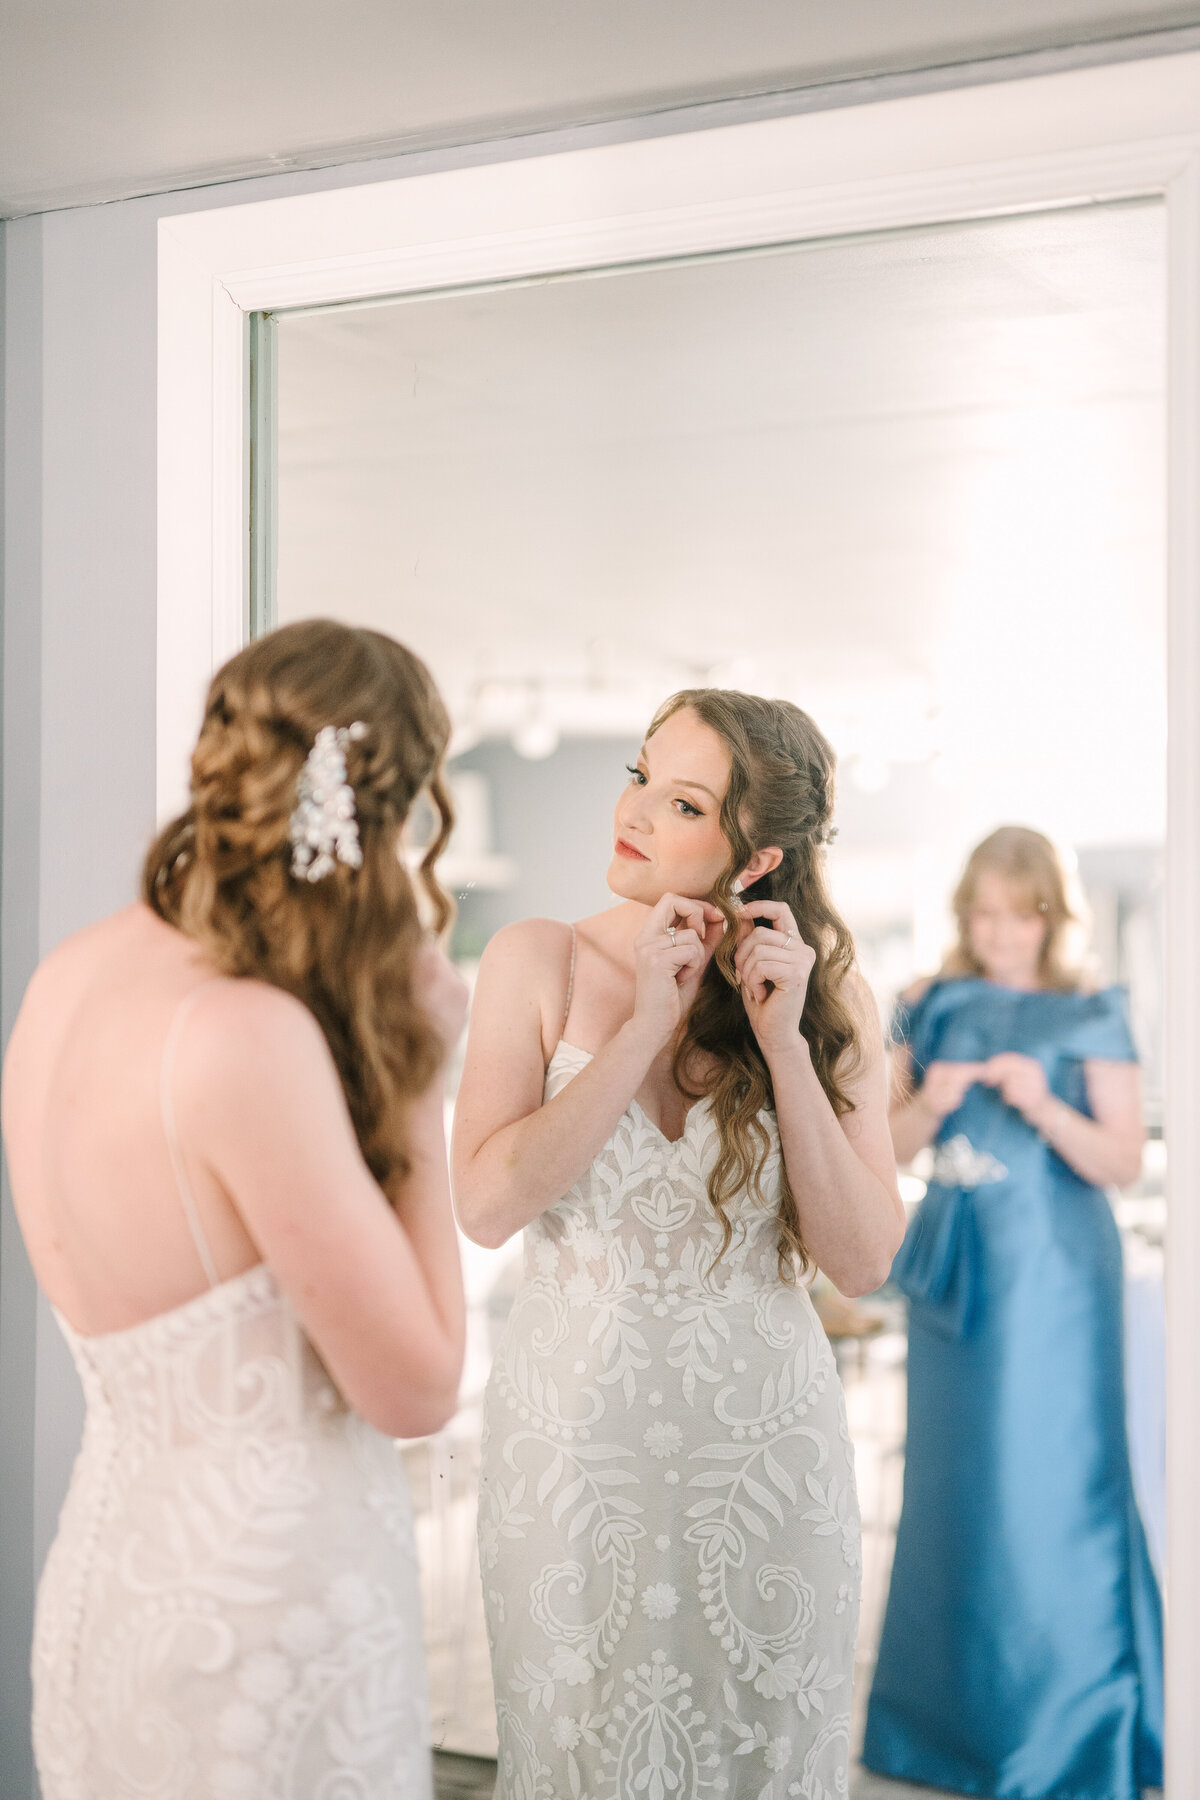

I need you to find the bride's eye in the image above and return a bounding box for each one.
[675,798,702,818]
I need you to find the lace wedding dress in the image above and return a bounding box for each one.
[31,997,432,1800]
[478,1031,861,1800]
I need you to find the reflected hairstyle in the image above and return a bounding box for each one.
[143,619,454,1192]
[651,689,863,1280]
[941,824,1085,992]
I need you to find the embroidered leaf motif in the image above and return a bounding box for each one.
[537,1451,565,1506]
[552,1472,588,1526]
[742,1474,785,1525]
[762,1447,797,1505]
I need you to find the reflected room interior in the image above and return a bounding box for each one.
[266,199,1166,1789]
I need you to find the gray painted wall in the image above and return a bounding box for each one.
[2,211,42,1796]
[450,738,640,954]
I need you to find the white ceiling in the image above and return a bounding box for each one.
[4,0,1200,215]
[274,201,1167,848]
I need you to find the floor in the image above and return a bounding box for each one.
[431,1750,944,1799]
[432,1751,501,1799]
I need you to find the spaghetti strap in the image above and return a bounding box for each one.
[160,982,226,1290]
[562,925,577,1038]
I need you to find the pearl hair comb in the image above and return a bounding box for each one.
[289,722,368,882]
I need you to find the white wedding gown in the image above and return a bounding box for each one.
[31,1000,432,1800]
[478,1031,861,1800]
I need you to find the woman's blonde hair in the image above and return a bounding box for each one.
[143,619,454,1193]
[653,690,863,1281]
[941,825,1085,992]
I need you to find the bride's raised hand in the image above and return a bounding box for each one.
[412,936,471,1060]
[733,899,816,1062]
[631,892,724,1049]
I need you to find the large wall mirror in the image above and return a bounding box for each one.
[247,197,1168,1775]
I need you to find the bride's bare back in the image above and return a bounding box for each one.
[5,904,261,1334]
[4,901,464,1438]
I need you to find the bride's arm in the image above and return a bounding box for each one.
[734,907,904,1296]
[452,902,713,1248]
[768,981,906,1298]
[191,977,466,1440]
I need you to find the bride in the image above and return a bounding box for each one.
[453,687,904,1800]
[3,619,467,1799]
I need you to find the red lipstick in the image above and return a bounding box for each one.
[615,838,650,862]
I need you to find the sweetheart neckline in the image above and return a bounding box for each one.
[548,1037,710,1149]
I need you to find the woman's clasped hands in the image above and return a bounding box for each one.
[979,1052,1051,1125]
[920,1052,1050,1126]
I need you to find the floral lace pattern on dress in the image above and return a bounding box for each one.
[480,1042,861,1800]
[32,1265,432,1800]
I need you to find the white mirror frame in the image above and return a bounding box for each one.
[158,51,1200,1790]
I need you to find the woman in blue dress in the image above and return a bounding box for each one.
[863,826,1162,1800]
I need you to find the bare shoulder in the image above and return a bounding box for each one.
[185,979,332,1093]
[481,916,573,966]
[477,917,576,1004]
[7,910,133,1047]
[21,908,127,991]
[841,966,883,1032]
[468,918,578,1066]
[192,977,324,1048]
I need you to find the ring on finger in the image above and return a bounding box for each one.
[784,930,794,947]
[667,925,677,946]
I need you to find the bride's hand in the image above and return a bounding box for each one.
[733,900,816,1062]
[631,892,724,1048]
[413,938,470,1059]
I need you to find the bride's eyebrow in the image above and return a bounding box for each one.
[640,744,717,801]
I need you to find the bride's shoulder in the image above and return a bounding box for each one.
[838,965,882,1025]
[471,919,578,1054]
[15,905,146,1022]
[481,916,574,969]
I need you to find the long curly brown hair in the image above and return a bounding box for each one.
[143,619,454,1194]
[653,690,862,1280]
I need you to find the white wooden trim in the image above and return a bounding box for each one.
[1165,148,1200,1795]
[158,51,1200,1792]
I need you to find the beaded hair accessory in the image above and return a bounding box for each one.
[289,722,368,882]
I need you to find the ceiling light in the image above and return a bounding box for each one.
[513,714,560,760]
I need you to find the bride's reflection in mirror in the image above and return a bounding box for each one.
[270,195,1167,1796]
[452,690,903,1798]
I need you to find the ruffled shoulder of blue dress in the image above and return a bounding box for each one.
[890,976,1137,1063]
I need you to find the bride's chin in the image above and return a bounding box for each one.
[606,859,662,905]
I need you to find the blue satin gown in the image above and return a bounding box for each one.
[862,978,1163,1800]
